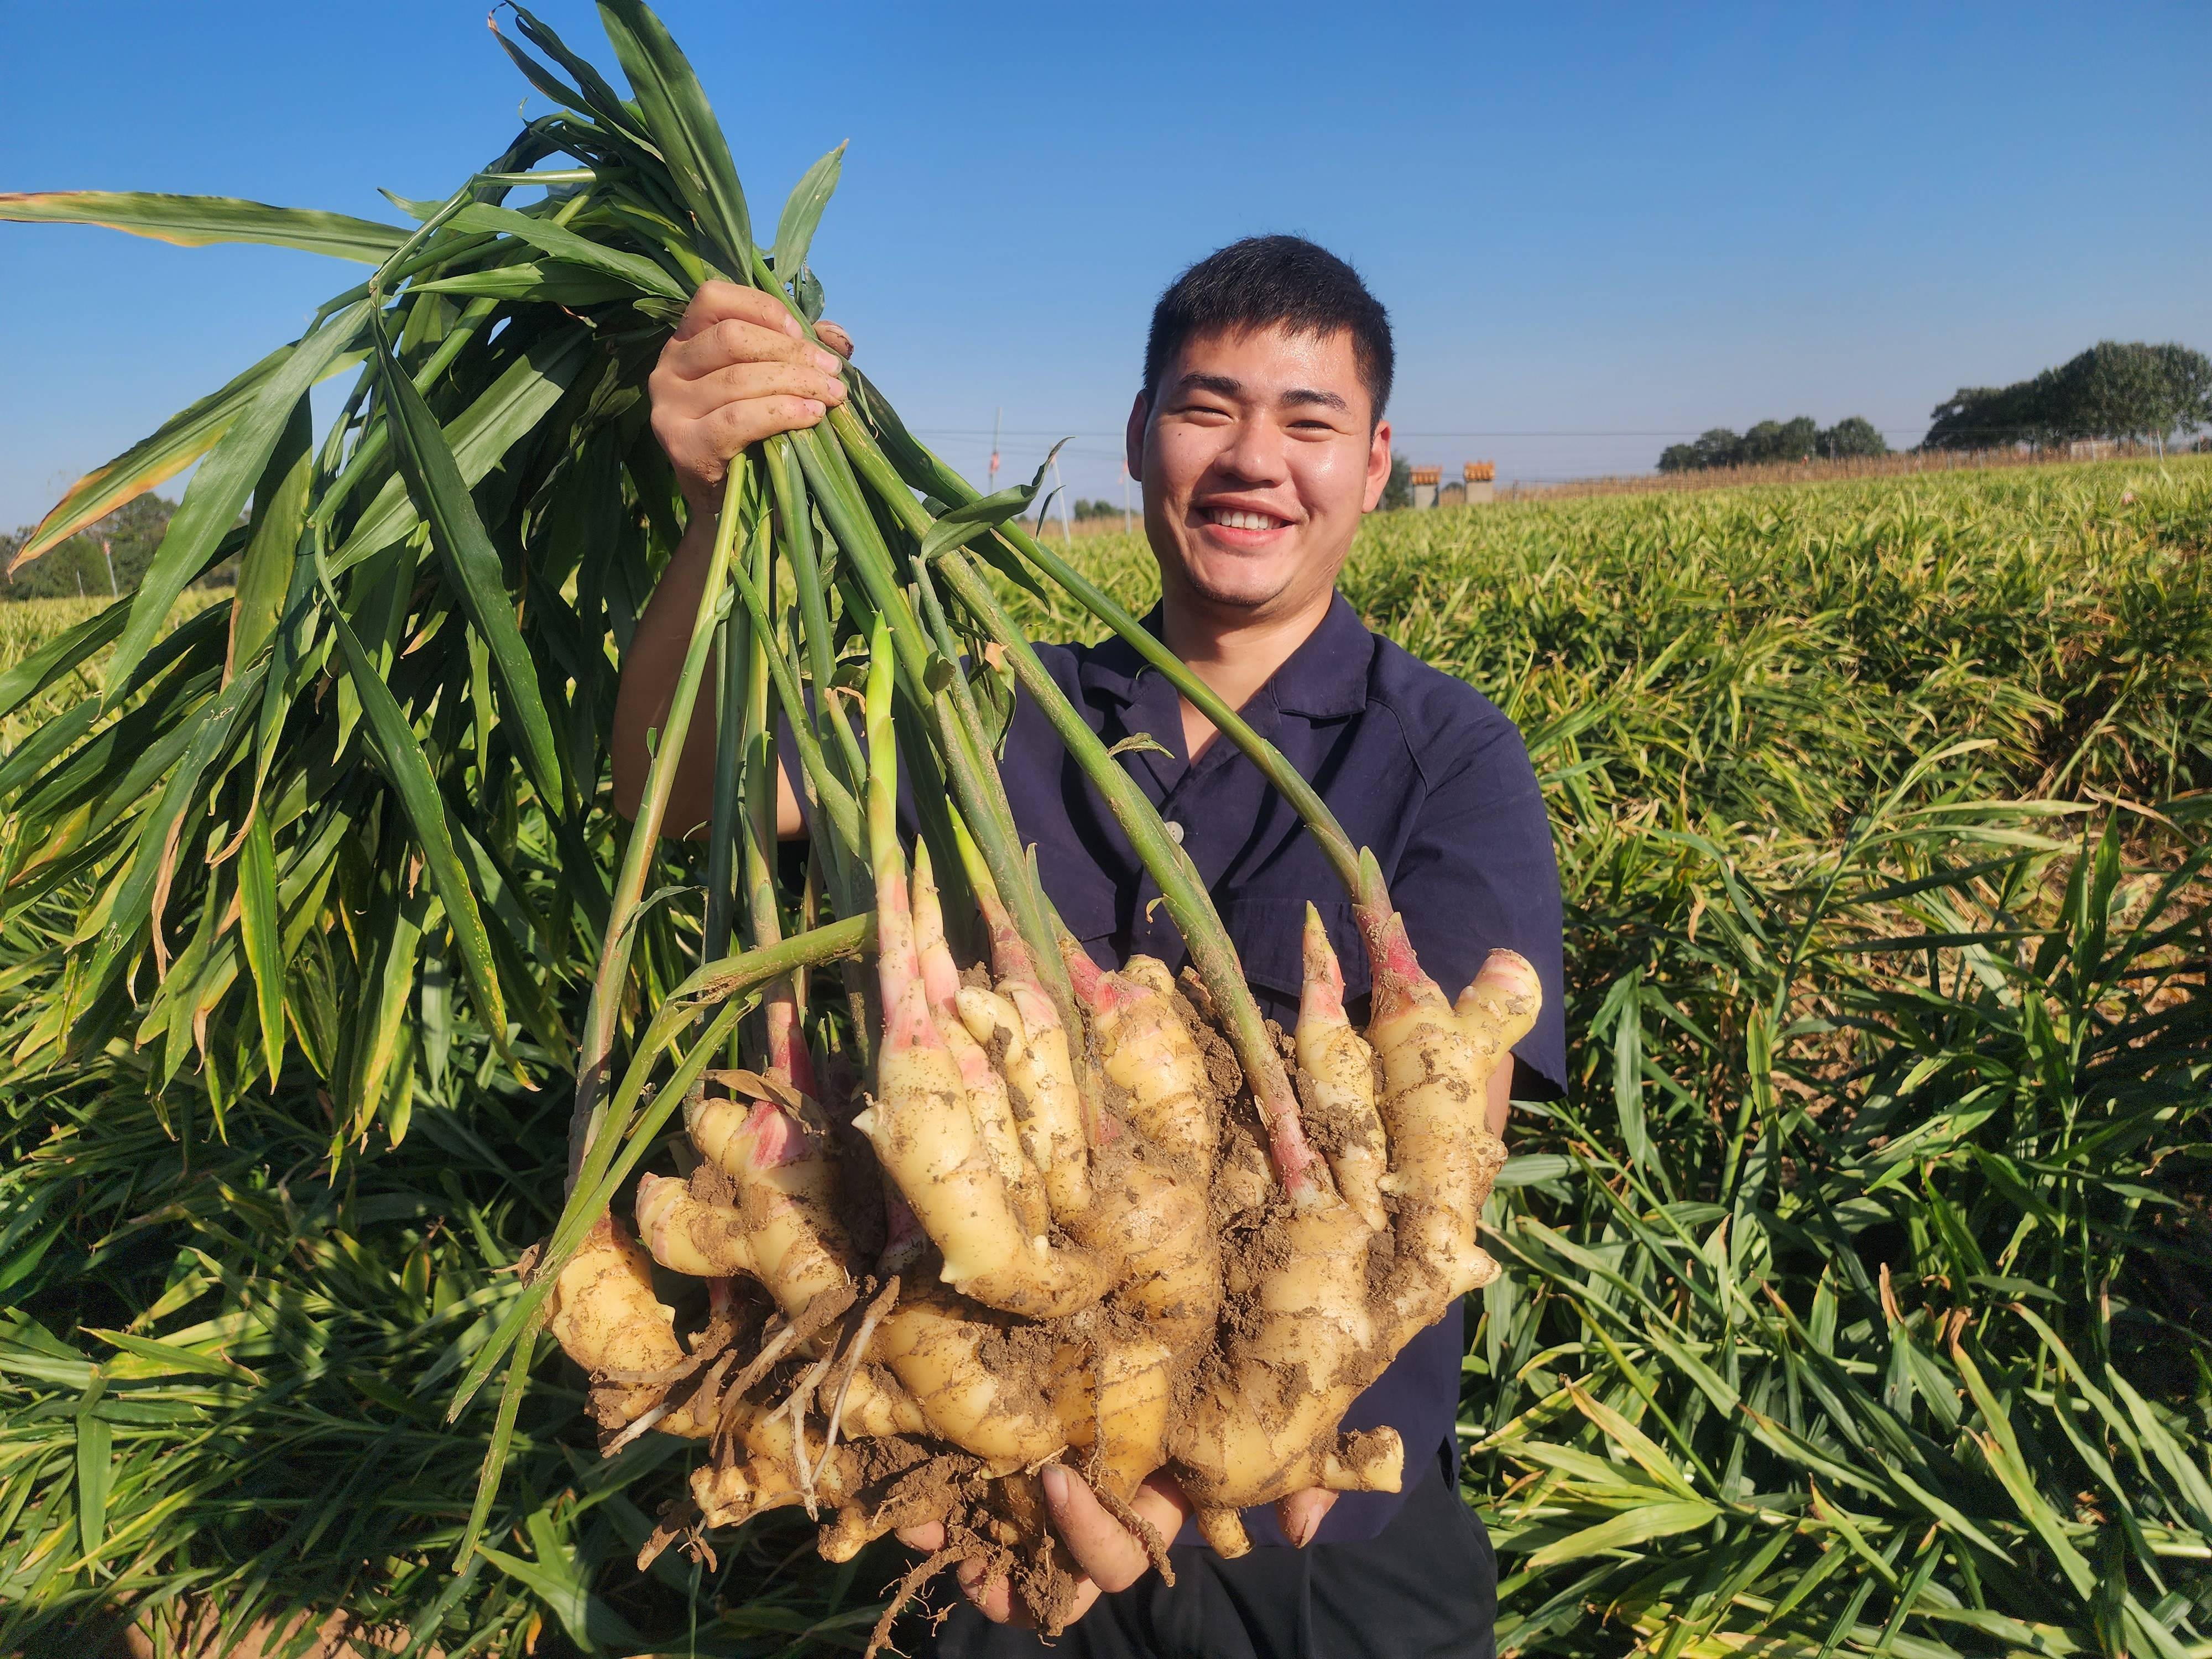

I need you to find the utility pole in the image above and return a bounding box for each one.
[988,406,1001,495]
[1051,455,1073,545]
[101,538,119,597]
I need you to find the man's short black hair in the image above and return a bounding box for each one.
[1142,235,1394,422]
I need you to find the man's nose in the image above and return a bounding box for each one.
[1212,419,1290,488]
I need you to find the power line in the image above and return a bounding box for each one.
[910,425,1943,440]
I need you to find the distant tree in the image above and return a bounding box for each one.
[1378,453,1413,510]
[1923,342,2212,451]
[1739,416,1820,465]
[2155,343,2212,435]
[1822,416,1889,458]
[1922,383,2044,450]
[2065,341,2212,444]
[1657,416,1885,472]
[1658,428,1745,472]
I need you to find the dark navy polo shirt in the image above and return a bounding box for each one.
[789,591,1567,1546]
[1001,592,1564,1548]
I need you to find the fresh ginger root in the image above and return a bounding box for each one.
[854,832,1113,1319]
[1295,905,1389,1230]
[539,671,1539,1645]
[635,1095,851,1317]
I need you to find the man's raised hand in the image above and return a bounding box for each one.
[648,281,852,512]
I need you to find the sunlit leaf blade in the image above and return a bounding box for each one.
[237,813,284,1084]
[329,324,596,571]
[74,1412,111,1561]
[0,190,408,262]
[11,337,363,571]
[368,308,564,807]
[594,0,753,272]
[408,263,639,306]
[90,662,264,980]
[509,3,654,147]
[316,562,511,1053]
[452,1328,538,1570]
[226,396,313,681]
[917,444,1062,565]
[769,140,844,284]
[102,303,370,701]
[446,202,686,299]
[475,1539,645,1651]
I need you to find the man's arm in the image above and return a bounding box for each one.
[610,283,849,836]
[1391,707,1570,1120]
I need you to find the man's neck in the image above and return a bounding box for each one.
[1160,587,1335,762]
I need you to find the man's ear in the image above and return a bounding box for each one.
[1124,392,1150,483]
[1363,419,1393,513]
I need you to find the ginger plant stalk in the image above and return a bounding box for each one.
[566,453,750,1189]
[782,420,1078,1038]
[834,398,1363,898]
[931,546,1327,1203]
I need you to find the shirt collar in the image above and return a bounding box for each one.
[1077,592,1373,720]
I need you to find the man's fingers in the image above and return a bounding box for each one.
[1041,1464,1176,1595]
[1276,1488,1337,1548]
[662,316,844,383]
[672,280,800,343]
[674,360,847,416]
[954,1558,1027,1625]
[654,392,830,492]
[816,320,854,360]
[895,1521,946,1552]
[695,396,828,455]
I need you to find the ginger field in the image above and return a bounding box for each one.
[4,455,2209,1656]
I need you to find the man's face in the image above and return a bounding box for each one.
[1126,323,1392,624]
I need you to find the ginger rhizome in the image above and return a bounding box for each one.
[545,628,1541,1641]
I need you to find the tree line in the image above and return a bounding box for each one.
[1921,340,2211,451]
[1661,340,2211,472]
[1659,416,1888,473]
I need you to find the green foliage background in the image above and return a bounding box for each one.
[3,456,2209,1656]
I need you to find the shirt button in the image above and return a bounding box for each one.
[1165,820,1186,845]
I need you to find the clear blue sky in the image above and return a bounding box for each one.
[4,2,2206,530]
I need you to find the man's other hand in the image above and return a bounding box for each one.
[894,1470,1338,1629]
[895,1467,1188,1628]
[648,282,851,512]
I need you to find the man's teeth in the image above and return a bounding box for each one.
[1208,509,1281,530]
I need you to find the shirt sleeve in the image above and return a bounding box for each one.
[1389,709,1568,1098]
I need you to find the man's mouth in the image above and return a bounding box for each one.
[1202,507,1289,531]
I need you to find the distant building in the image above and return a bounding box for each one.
[1408,461,1495,509]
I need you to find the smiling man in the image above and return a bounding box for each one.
[613,235,1567,1658]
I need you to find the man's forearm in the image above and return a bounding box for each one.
[611,505,723,835]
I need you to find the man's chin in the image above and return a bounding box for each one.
[1175,554,1299,613]
[1182,572,1292,613]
